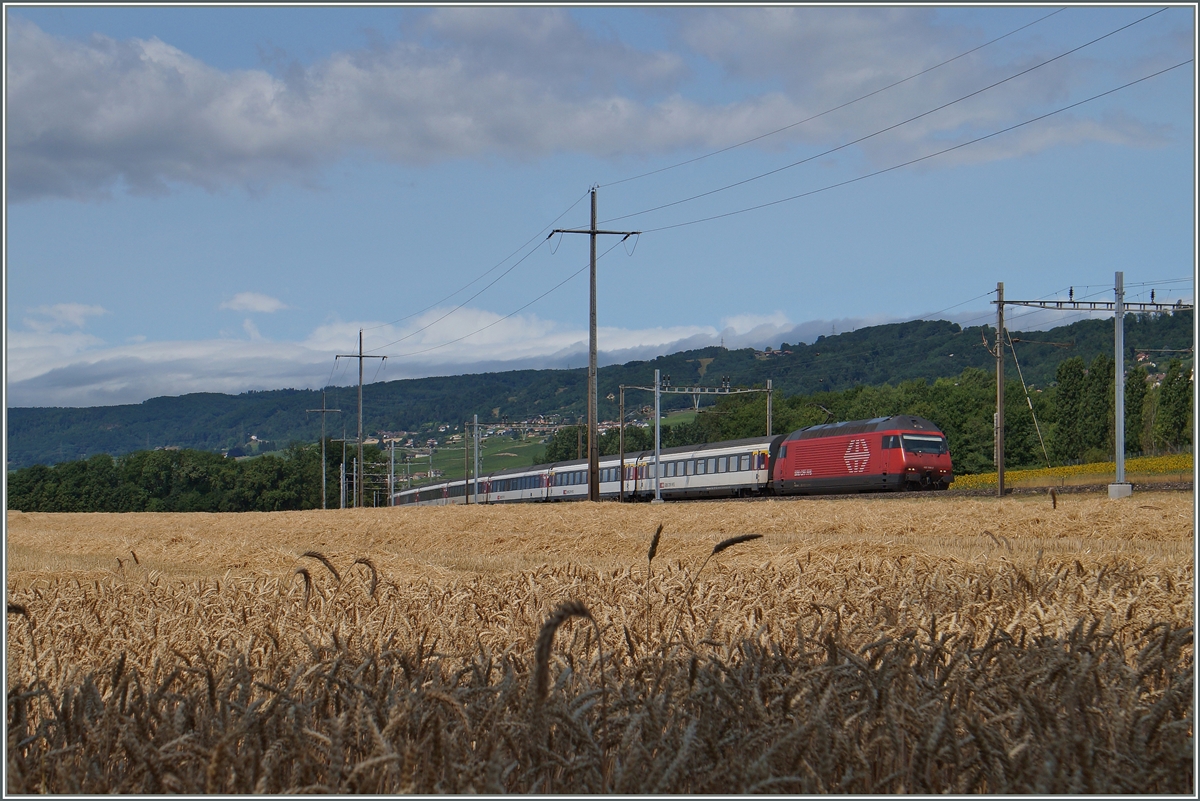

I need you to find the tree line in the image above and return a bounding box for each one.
[7,359,1192,512]
[4,438,399,514]
[543,359,1193,476]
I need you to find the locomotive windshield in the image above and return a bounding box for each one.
[901,434,947,454]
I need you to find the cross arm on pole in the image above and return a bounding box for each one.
[995,300,1193,312]
[550,229,641,237]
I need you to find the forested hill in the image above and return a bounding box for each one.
[7,311,1191,469]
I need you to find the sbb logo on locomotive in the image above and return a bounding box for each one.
[843,439,870,473]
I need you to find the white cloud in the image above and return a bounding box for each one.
[22,303,107,332]
[220,292,289,313]
[242,318,264,340]
[5,10,1180,202]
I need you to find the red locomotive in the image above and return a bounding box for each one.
[772,415,953,494]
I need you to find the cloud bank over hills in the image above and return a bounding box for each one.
[6,304,1110,408]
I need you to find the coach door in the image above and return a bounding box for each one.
[881,434,902,484]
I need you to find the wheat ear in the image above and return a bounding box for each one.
[302,551,341,582]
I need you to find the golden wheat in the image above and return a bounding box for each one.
[5,492,1193,792]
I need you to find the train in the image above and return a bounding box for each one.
[393,414,952,506]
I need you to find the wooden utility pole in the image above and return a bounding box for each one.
[336,329,385,508]
[305,392,341,510]
[551,188,639,501]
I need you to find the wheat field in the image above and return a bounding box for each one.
[6,492,1194,793]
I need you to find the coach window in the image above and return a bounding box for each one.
[707,458,716,474]
[718,456,727,473]
[740,454,750,471]
[696,460,706,475]
[686,460,695,475]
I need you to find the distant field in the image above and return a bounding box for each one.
[955,452,1194,489]
[7,492,1193,793]
[661,409,698,427]
[403,433,546,483]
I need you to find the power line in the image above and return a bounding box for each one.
[363,188,591,334]
[632,58,1191,235]
[383,239,630,360]
[600,8,1168,227]
[911,289,999,323]
[599,7,1067,189]
[365,236,552,354]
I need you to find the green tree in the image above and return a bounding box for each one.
[543,426,584,463]
[1153,359,1193,451]
[1079,354,1115,461]
[1050,357,1086,463]
[1124,365,1149,457]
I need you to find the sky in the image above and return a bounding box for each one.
[4,5,1196,408]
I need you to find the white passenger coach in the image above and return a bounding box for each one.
[393,436,777,506]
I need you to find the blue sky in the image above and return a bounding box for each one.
[4,5,1195,407]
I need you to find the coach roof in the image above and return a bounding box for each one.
[784,415,941,442]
